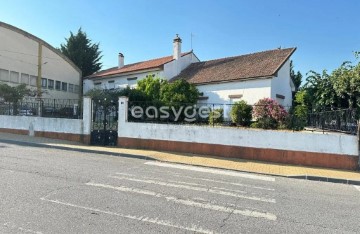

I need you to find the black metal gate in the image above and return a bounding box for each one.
[90,98,118,146]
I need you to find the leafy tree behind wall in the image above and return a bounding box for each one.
[136,76,167,101]
[0,83,32,115]
[290,60,303,92]
[160,79,200,105]
[60,28,103,77]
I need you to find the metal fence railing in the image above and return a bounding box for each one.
[127,101,359,135]
[307,108,358,135]
[0,98,82,119]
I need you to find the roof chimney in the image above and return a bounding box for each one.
[173,34,182,60]
[118,53,124,69]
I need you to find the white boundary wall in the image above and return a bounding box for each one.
[118,97,358,156]
[0,115,83,135]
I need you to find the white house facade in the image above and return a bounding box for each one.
[83,35,199,93]
[0,21,81,99]
[85,34,296,108]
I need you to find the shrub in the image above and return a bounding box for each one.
[230,100,252,126]
[292,90,310,130]
[209,108,223,126]
[252,98,288,129]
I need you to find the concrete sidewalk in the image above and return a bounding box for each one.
[0,132,359,184]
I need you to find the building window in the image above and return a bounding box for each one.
[48,79,54,89]
[41,78,47,88]
[127,77,137,81]
[0,69,9,81]
[10,71,19,83]
[62,82,68,92]
[68,84,74,93]
[21,73,29,85]
[55,81,61,90]
[30,75,37,86]
[74,85,79,93]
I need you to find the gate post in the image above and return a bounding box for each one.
[82,96,92,144]
[118,96,128,147]
[118,96,128,125]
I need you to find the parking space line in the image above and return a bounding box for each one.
[86,182,277,221]
[40,197,214,234]
[355,186,360,192]
[144,161,275,182]
[110,175,275,203]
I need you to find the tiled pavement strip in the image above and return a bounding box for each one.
[0,132,359,184]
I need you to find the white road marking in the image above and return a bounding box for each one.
[354,186,360,192]
[110,175,275,203]
[40,197,214,233]
[144,161,275,182]
[86,182,277,221]
[119,172,274,191]
[116,172,274,192]
[3,222,43,234]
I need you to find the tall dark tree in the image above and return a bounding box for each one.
[60,28,102,77]
[290,60,303,92]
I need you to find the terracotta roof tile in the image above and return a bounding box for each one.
[171,48,296,84]
[86,51,193,79]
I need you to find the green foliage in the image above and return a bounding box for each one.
[302,54,360,110]
[332,61,360,109]
[85,86,149,103]
[0,83,32,115]
[291,90,311,130]
[230,100,252,126]
[136,77,166,101]
[0,83,31,103]
[290,60,303,92]
[160,79,200,105]
[209,108,223,126]
[304,70,337,110]
[252,98,288,129]
[60,28,102,77]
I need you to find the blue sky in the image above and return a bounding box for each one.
[1,0,359,80]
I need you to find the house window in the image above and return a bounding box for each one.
[0,69,9,81]
[108,80,115,89]
[55,81,61,90]
[74,85,79,93]
[276,94,285,106]
[229,94,243,104]
[30,75,37,86]
[48,79,54,89]
[10,71,19,83]
[68,84,74,93]
[41,78,47,88]
[127,77,137,81]
[21,73,29,85]
[62,82,68,92]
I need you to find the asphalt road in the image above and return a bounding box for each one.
[0,141,359,234]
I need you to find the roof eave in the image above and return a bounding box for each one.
[189,76,274,86]
[84,67,163,80]
[271,47,297,76]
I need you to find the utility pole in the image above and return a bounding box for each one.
[37,42,43,116]
[37,42,42,98]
